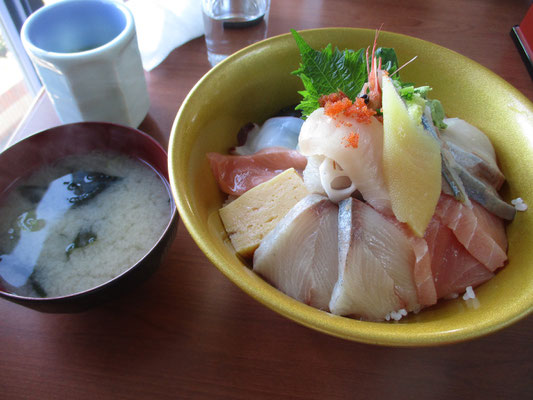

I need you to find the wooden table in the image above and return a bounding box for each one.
[2,1,533,398]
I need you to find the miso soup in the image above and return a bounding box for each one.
[0,151,172,297]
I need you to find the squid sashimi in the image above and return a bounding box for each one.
[232,117,304,155]
[435,194,507,272]
[329,198,419,321]
[424,218,494,299]
[298,107,391,213]
[207,147,307,196]
[253,194,338,310]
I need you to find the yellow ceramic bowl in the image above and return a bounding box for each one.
[169,28,533,346]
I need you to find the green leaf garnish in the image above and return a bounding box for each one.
[291,29,367,117]
[428,99,448,129]
[375,47,399,76]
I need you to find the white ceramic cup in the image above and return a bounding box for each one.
[21,0,150,128]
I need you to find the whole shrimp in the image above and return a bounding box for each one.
[360,28,386,112]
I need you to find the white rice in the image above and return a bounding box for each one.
[511,197,528,211]
[385,308,408,321]
[0,151,171,297]
[462,285,476,301]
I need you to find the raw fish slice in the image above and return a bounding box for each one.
[451,163,515,221]
[444,141,505,190]
[425,218,494,299]
[389,218,437,307]
[207,147,307,196]
[435,194,507,272]
[298,108,391,213]
[410,235,436,307]
[441,118,504,189]
[329,198,418,321]
[421,113,470,207]
[433,117,514,220]
[253,194,338,310]
[232,117,304,155]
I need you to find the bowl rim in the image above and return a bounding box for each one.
[169,27,533,346]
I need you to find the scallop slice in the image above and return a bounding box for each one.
[329,197,419,321]
[253,194,338,310]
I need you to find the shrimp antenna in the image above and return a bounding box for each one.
[389,55,418,76]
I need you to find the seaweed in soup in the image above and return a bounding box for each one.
[65,171,121,207]
[65,229,97,259]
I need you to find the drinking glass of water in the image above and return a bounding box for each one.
[202,0,271,66]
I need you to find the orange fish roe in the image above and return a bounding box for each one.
[324,97,352,117]
[344,97,377,124]
[319,91,348,107]
[322,92,376,124]
[320,91,376,150]
[342,132,360,148]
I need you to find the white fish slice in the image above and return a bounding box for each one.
[329,198,419,321]
[253,194,338,310]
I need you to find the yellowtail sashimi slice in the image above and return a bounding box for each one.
[329,198,419,321]
[253,194,339,311]
[382,75,442,237]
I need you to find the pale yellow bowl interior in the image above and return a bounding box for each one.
[169,28,533,346]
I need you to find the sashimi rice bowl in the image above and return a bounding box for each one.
[169,28,533,346]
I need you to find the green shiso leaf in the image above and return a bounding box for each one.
[291,29,367,117]
[375,47,399,76]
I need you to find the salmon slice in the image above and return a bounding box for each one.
[329,198,419,321]
[253,194,338,311]
[425,218,494,299]
[435,194,507,272]
[207,147,307,196]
